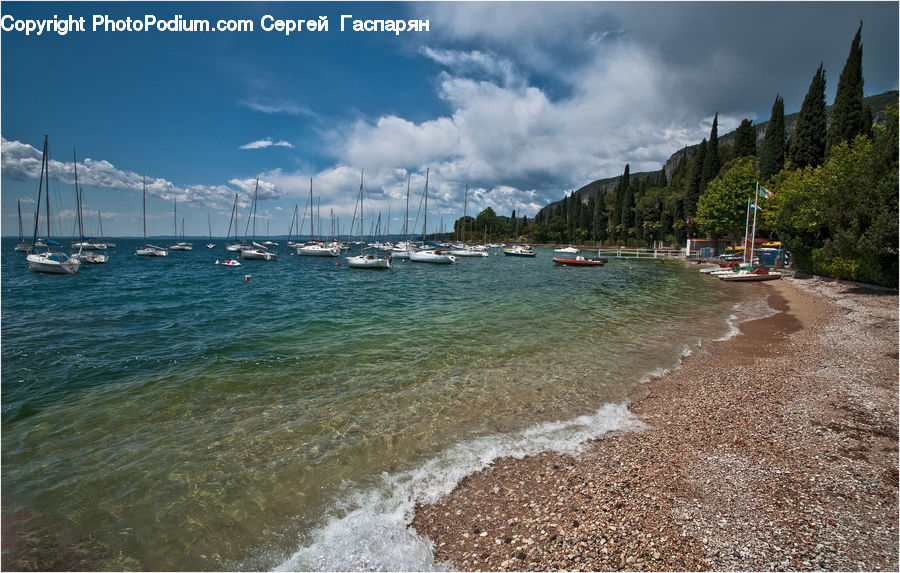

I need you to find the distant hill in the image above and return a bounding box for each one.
[536,90,898,220]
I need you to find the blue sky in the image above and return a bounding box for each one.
[2,1,898,239]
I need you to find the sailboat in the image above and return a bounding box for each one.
[389,174,415,258]
[206,213,215,248]
[410,168,457,264]
[450,183,488,257]
[26,136,81,274]
[15,199,31,252]
[286,204,302,249]
[503,215,535,257]
[262,218,278,247]
[225,193,243,252]
[296,178,339,256]
[719,183,781,281]
[70,152,108,264]
[241,179,276,260]
[135,176,168,257]
[168,199,193,250]
[98,211,115,247]
[346,170,390,269]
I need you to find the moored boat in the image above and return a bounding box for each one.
[26,137,81,274]
[503,244,536,257]
[552,255,606,266]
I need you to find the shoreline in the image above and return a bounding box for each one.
[412,276,898,571]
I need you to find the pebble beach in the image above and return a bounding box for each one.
[412,275,899,571]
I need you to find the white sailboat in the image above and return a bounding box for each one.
[15,199,31,252]
[135,176,168,257]
[225,193,243,252]
[241,179,276,260]
[296,178,339,257]
[168,199,193,250]
[346,170,391,269]
[409,168,458,264]
[70,152,108,264]
[26,136,81,274]
[390,174,415,259]
[206,213,215,248]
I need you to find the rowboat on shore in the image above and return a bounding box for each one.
[718,268,782,281]
[552,255,607,267]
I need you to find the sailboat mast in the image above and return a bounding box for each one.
[308,178,314,240]
[422,167,429,241]
[74,149,85,240]
[142,176,147,244]
[226,193,237,243]
[359,170,364,243]
[18,199,24,242]
[462,182,468,243]
[44,138,51,241]
[404,173,411,242]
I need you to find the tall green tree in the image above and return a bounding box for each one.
[826,23,865,154]
[696,156,760,242]
[700,113,721,192]
[788,63,828,169]
[759,95,785,181]
[683,139,707,218]
[733,119,757,157]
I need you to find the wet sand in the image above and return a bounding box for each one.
[412,276,898,571]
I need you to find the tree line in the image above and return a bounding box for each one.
[460,23,897,287]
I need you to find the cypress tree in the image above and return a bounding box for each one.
[760,95,785,181]
[700,113,721,191]
[788,63,828,169]
[684,139,707,218]
[827,23,865,154]
[618,164,631,228]
[734,119,757,158]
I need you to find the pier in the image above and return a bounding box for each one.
[595,247,687,260]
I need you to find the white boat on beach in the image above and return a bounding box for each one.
[719,268,782,281]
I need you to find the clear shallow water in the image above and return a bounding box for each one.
[1,239,758,570]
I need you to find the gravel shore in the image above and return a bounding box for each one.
[412,276,898,571]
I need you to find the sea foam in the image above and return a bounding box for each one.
[715,295,780,342]
[274,402,640,571]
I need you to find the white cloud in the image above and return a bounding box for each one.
[238,138,294,150]
[239,98,315,117]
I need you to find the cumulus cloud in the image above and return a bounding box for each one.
[1,136,279,210]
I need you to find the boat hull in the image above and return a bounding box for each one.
[409,250,458,264]
[296,245,339,257]
[346,255,391,269]
[552,257,606,266]
[242,249,277,260]
[719,270,782,282]
[27,252,81,274]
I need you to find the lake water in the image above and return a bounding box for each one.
[1,239,765,570]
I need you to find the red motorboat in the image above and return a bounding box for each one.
[552,255,607,267]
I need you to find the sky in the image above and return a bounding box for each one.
[1,1,898,239]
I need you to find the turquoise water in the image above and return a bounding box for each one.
[2,239,754,570]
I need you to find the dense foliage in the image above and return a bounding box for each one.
[457,24,897,286]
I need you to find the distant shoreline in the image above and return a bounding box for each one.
[413,276,899,571]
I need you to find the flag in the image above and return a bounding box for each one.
[760,186,774,199]
[750,202,763,211]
